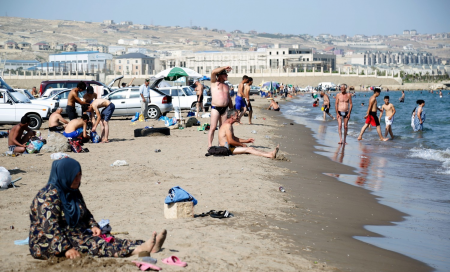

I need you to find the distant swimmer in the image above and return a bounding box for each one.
[357,87,388,141]
[313,99,319,107]
[399,90,405,102]
[439,90,443,98]
[335,84,353,145]
[412,100,426,132]
[320,91,335,120]
[379,96,396,139]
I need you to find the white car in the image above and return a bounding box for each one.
[15,89,59,112]
[0,81,51,130]
[158,86,211,111]
[42,89,84,116]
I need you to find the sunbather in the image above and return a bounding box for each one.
[29,158,167,260]
[218,109,279,158]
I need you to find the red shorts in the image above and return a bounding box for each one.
[365,112,380,127]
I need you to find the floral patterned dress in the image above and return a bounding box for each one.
[29,184,143,260]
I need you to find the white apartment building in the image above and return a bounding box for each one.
[48,51,113,73]
[159,45,335,74]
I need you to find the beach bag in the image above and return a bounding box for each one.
[205,146,232,157]
[0,167,12,189]
[90,131,101,143]
[165,186,197,206]
[69,139,83,153]
[26,140,43,154]
[131,112,139,122]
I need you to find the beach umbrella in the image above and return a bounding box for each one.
[199,75,211,81]
[154,67,202,81]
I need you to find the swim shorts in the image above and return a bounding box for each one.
[66,105,78,120]
[385,116,394,126]
[235,96,245,111]
[49,126,65,132]
[365,112,380,127]
[323,105,330,113]
[63,127,83,138]
[100,103,115,121]
[8,145,16,152]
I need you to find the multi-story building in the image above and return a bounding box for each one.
[47,51,113,73]
[3,60,40,71]
[103,20,115,25]
[114,53,155,75]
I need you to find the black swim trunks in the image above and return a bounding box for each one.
[274,108,280,111]
[49,126,65,132]
[324,104,330,113]
[212,106,227,116]
[66,105,78,120]
[197,94,204,103]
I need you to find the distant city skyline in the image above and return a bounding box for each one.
[2,0,450,37]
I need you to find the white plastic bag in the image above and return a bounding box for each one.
[111,160,129,166]
[50,153,70,160]
[0,167,12,189]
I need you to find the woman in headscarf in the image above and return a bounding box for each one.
[29,158,166,260]
[412,99,426,132]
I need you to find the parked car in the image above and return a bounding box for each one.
[103,85,173,119]
[41,89,84,116]
[158,86,211,111]
[15,89,59,112]
[250,86,260,95]
[39,76,123,98]
[0,83,51,130]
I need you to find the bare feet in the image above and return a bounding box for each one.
[271,144,280,159]
[151,229,167,253]
[381,138,389,141]
[132,232,156,256]
[357,136,362,141]
[338,141,342,144]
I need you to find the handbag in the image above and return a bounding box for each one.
[164,186,197,206]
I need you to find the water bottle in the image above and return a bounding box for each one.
[279,186,286,193]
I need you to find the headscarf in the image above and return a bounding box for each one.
[47,158,82,227]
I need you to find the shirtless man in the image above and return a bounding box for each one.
[267,98,280,111]
[194,80,204,117]
[243,77,253,124]
[82,86,98,124]
[399,90,405,102]
[7,116,35,153]
[88,98,115,143]
[208,66,233,148]
[63,114,89,139]
[357,88,388,141]
[219,109,279,158]
[67,81,89,120]
[320,91,335,120]
[235,75,249,121]
[48,108,69,132]
[379,96,396,139]
[335,84,353,144]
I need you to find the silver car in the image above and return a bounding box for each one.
[104,87,173,119]
[43,89,84,116]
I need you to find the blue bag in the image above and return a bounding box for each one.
[164,186,197,206]
[90,131,101,143]
[131,112,139,122]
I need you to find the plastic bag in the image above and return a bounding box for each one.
[131,112,139,122]
[159,116,177,127]
[50,153,70,160]
[111,160,128,166]
[138,113,145,122]
[90,131,101,143]
[0,167,12,189]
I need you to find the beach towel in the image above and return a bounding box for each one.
[165,186,197,206]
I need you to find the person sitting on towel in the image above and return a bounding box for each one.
[218,109,279,158]
[29,158,167,260]
[48,108,69,132]
[63,114,89,139]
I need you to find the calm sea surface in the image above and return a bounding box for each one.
[281,90,450,271]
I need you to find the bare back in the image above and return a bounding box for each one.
[65,119,84,133]
[49,112,67,127]
[91,98,110,110]
[83,93,97,103]
[337,93,350,112]
[211,82,230,107]
[369,95,378,112]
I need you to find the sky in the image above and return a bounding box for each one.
[2,0,449,36]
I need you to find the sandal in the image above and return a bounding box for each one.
[132,261,162,271]
[210,210,234,219]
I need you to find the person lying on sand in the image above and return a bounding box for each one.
[219,109,279,158]
[267,98,280,111]
[29,158,167,260]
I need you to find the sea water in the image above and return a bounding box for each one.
[282,90,450,271]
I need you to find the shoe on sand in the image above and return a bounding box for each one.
[162,256,187,267]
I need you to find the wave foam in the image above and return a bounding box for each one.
[408,148,450,175]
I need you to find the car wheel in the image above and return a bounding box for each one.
[27,114,42,130]
[147,106,161,119]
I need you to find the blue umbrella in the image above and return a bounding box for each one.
[200,76,211,81]
[262,81,280,91]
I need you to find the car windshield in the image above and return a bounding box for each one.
[23,90,35,100]
[0,78,13,90]
[9,91,31,103]
[183,87,195,96]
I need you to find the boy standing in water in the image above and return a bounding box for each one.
[379,96,396,139]
[357,87,388,141]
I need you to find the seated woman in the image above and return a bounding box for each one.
[29,158,166,260]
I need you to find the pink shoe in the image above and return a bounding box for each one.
[161,256,187,267]
[132,261,162,271]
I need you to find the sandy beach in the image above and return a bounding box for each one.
[0,95,430,271]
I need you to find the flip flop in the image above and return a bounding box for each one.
[161,256,187,267]
[210,210,234,219]
[196,210,216,217]
[132,261,162,271]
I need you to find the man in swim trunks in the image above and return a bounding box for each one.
[48,108,69,132]
[320,91,335,120]
[194,80,204,117]
[379,95,396,139]
[243,77,253,124]
[335,84,353,145]
[267,98,280,111]
[218,109,279,158]
[67,81,89,120]
[235,75,249,121]
[7,116,35,153]
[399,90,405,102]
[357,88,388,142]
[88,98,115,143]
[208,66,233,148]
[63,114,89,139]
